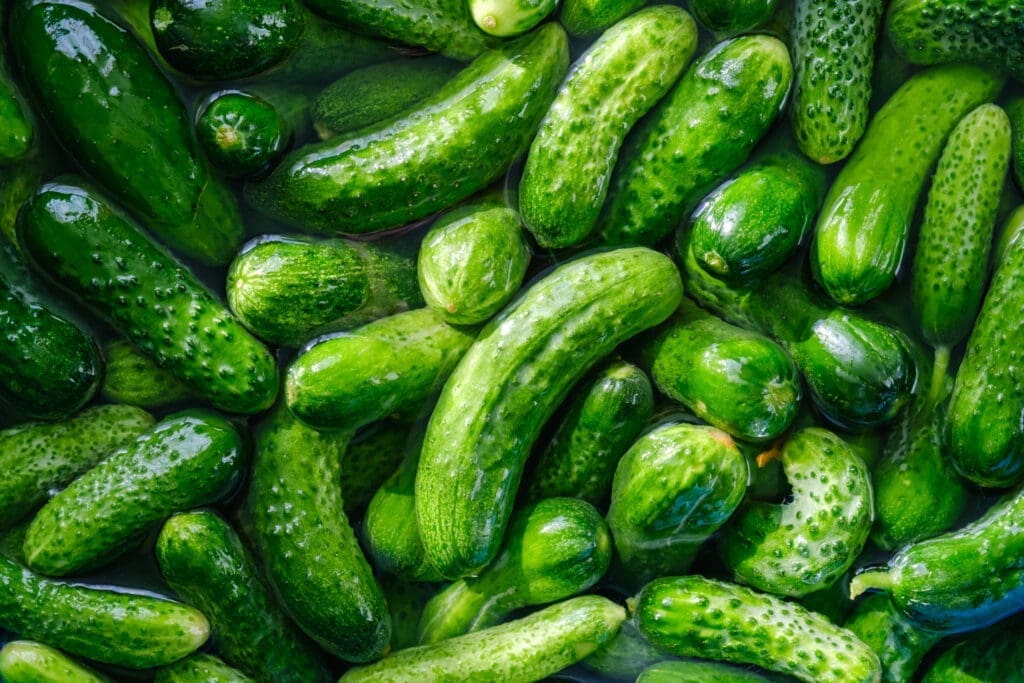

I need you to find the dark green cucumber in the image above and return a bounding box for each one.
[597,35,792,247]
[18,179,279,415]
[690,0,777,32]
[607,422,747,585]
[416,247,682,579]
[0,641,111,683]
[381,575,434,652]
[341,595,626,682]
[418,497,611,644]
[995,204,1024,277]
[155,511,331,682]
[636,576,882,683]
[0,404,154,530]
[469,0,556,36]
[10,0,243,265]
[845,593,942,683]
[523,357,652,506]
[155,654,253,683]
[245,25,567,236]
[0,152,45,246]
[0,554,209,668]
[581,618,668,680]
[244,405,389,662]
[519,5,697,248]
[0,73,34,165]
[242,84,314,143]
[197,91,289,177]
[558,0,645,37]
[342,419,411,516]
[637,660,772,683]
[811,64,1004,305]
[286,308,476,431]
[1010,98,1024,193]
[920,617,1024,682]
[101,340,194,408]
[418,199,530,325]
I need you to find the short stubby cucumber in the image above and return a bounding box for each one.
[920,617,1024,682]
[519,6,697,248]
[598,35,792,246]
[636,576,882,683]
[637,660,772,683]
[245,25,568,236]
[811,64,1004,306]
[0,641,111,683]
[845,593,942,683]
[18,179,279,415]
[155,654,253,683]
[558,0,645,36]
[196,91,290,178]
[341,419,412,516]
[690,0,778,33]
[469,0,556,36]
[101,340,193,408]
[416,247,682,579]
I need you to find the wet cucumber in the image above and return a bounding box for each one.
[101,340,193,409]
[469,0,556,36]
[155,654,253,683]
[0,48,34,164]
[558,0,645,36]
[845,593,942,683]
[690,0,777,33]
[196,91,290,178]
[0,641,111,683]
[341,419,411,516]
[0,153,45,247]
[920,617,1024,682]
[637,660,772,683]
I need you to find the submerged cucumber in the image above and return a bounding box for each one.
[155,654,253,683]
[558,0,645,37]
[637,660,772,683]
[101,340,194,409]
[920,617,1024,682]
[691,0,778,33]
[845,593,941,683]
[196,91,290,178]
[0,641,111,683]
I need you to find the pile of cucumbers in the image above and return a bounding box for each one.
[3,0,1024,681]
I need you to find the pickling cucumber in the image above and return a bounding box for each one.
[341,419,411,516]
[845,593,942,683]
[196,91,289,178]
[1010,98,1024,193]
[558,0,645,36]
[101,340,193,408]
[0,152,45,247]
[0,641,111,683]
[637,660,772,683]
[690,0,777,33]
[581,618,668,681]
[0,64,33,164]
[155,654,253,683]
[469,0,556,36]
[920,617,1024,682]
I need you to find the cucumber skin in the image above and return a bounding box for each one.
[636,576,882,683]
[519,6,697,248]
[920,619,1024,682]
[844,593,942,683]
[811,64,1004,306]
[469,0,556,36]
[0,405,154,530]
[341,420,411,516]
[1010,98,1024,194]
[0,554,209,669]
[101,340,193,408]
[18,180,279,415]
[0,641,111,683]
[581,618,666,680]
[340,595,626,682]
[416,247,683,579]
[558,0,644,37]
[155,511,331,683]
[0,75,34,164]
[155,654,253,683]
[637,660,771,683]
[246,24,568,236]
[23,410,245,577]
[10,0,242,266]
[690,0,777,33]
[196,91,289,178]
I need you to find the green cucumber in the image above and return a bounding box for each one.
[0,641,111,683]
[558,0,645,37]
[342,420,412,516]
[155,654,253,683]
[340,595,626,682]
[0,404,154,530]
[523,357,652,506]
[1010,98,1024,193]
[0,73,34,165]
[995,204,1024,276]
[0,554,209,668]
[416,247,682,579]
[0,152,46,246]
[244,405,389,662]
[417,497,611,644]
[811,64,1004,305]
[10,0,243,265]
[597,35,792,247]
[791,0,884,164]
[469,0,556,36]
[636,660,772,683]
[245,25,567,236]
[285,308,477,431]
[227,233,423,346]
[607,422,747,585]
[636,576,882,683]
[690,0,777,32]
[581,618,668,680]
[845,593,942,683]
[519,5,697,248]
[18,179,279,415]
[418,199,530,325]
[196,91,290,178]
[920,617,1024,682]
[101,340,194,408]
[155,510,331,682]
[381,576,434,652]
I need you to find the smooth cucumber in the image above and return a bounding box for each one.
[341,419,411,516]
[196,91,289,177]
[155,654,253,683]
[1011,98,1024,193]
[0,641,111,683]
[920,617,1024,682]
[690,0,777,32]
[581,618,668,680]
[0,72,34,165]
[101,340,193,408]
[469,0,556,36]
[637,660,772,683]
[558,0,645,36]
[845,593,942,683]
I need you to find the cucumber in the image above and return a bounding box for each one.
[101,340,194,408]
[920,617,1024,682]
[0,152,45,246]
[381,575,434,652]
[416,247,682,579]
[581,618,668,680]
[242,84,314,143]
[18,179,279,415]
[1010,98,1024,193]
[811,64,1004,305]
[638,298,802,443]
[469,0,556,36]
[519,5,697,248]
[418,199,530,325]
[285,308,477,431]
[845,593,942,683]
[245,25,568,236]
[228,233,422,346]
[0,404,154,530]
[558,0,645,36]
[636,660,772,683]
[597,35,792,246]
[791,0,884,164]
[690,0,777,32]
[607,422,747,585]
[342,419,411,516]
[417,497,611,644]
[0,74,34,165]
[340,595,626,682]
[155,510,332,682]
[522,357,652,506]
[635,576,882,683]
[196,91,289,178]
[0,554,209,668]
[155,654,253,683]
[0,641,111,683]
[10,0,243,265]
[244,405,389,662]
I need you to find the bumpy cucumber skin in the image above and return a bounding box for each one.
[912,104,1010,349]
[558,0,644,36]
[811,65,1003,306]
[636,576,882,683]
[690,0,777,32]
[598,35,792,247]
[523,358,652,506]
[0,404,154,530]
[155,654,253,683]
[341,420,411,516]
[155,511,331,683]
[246,25,566,236]
[245,406,390,662]
[1010,98,1024,194]
[0,554,209,668]
[101,340,193,408]
[920,618,1024,682]
[10,0,242,265]
[341,595,626,682]
[228,234,422,346]
[637,660,771,683]
[0,641,111,683]
[416,247,683,579]
[197,91,289,178]
[519,6,697,248]
[607,423,747,585]
[18,180,279,415]
[469,0,556,36]
[23,411,245,577]
[845,593,942,683]
[792,0,883,164]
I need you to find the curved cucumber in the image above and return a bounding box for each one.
[155,654,253,683]
[558,0,645,36]
[845,593,942,683]
[101,340,193,409]
[920,618,1024,682]
[416,247,682,579]
[469,0,556,36]
[0,641,110,683]
[196,91,289,178]
[690,0,777,33]
[519,6,697,248]
[637,660,771,683]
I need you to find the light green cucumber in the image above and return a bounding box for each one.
[637,660,773,683]
[101,340,193,408]
[845,593,942,683]
[690,0,778,33]
[558,0,645,36]
[342,419,412,516]
[0,641,111,683]
[469,0,556,36]
[155,654,253,683]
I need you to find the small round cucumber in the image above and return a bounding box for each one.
[470,0,557,36]
[0,641,111,683]
[101,340,194,409]
[155,654,253,683]
[690,0,778,33]
[637,660,772,683]
[558,0,644,37]
[197,91,290,178]
[844,593,942,683]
